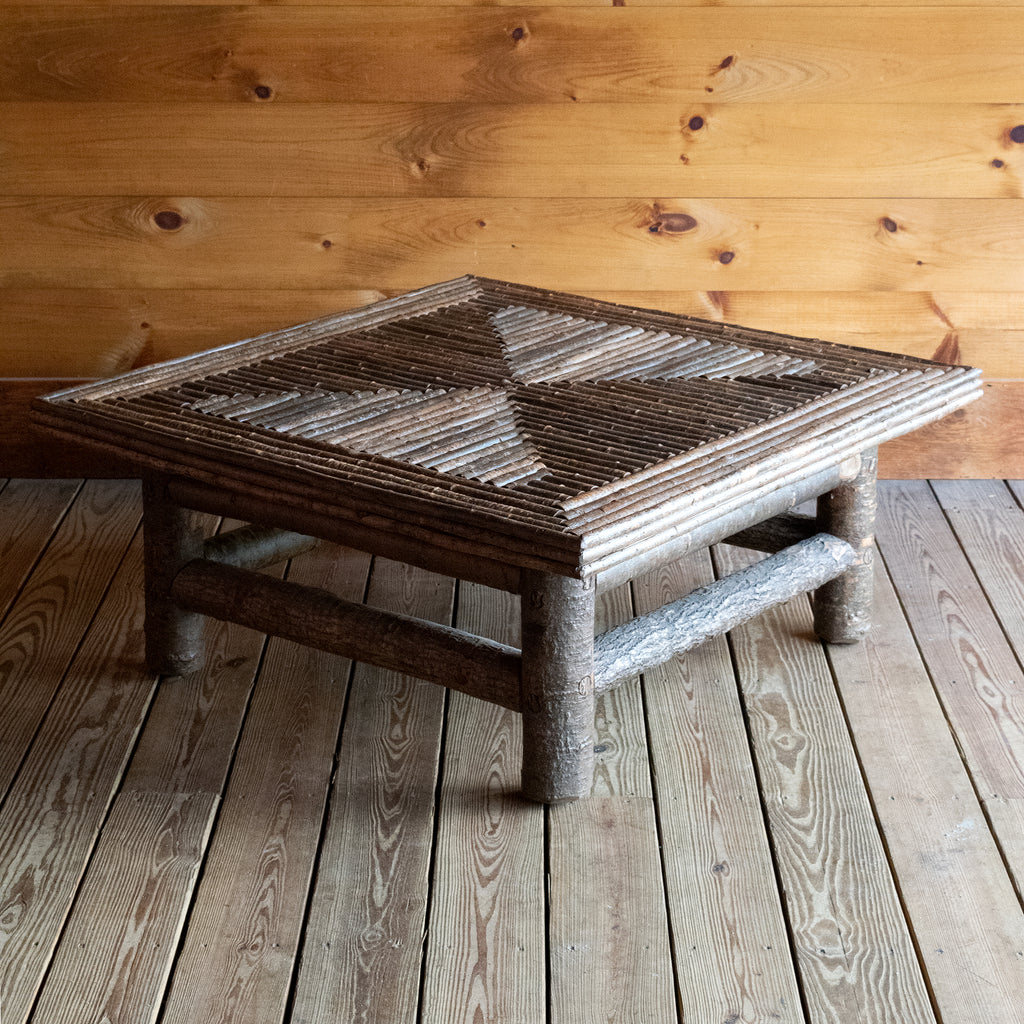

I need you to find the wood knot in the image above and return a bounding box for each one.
[253,84,274,101]
[881,216,898,233]
[687,115,705,131]
[154,210,185,231]
[648,211,697,235]
[1010,124,1024,144]
[510,25,528,43]
[717,251,735,264]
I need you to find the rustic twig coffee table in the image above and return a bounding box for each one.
[34,277,982,803]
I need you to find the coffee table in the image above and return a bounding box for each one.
[34,276,982,802]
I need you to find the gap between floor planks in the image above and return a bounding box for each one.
[1,479,1024,1023]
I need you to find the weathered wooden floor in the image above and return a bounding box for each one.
[2,477,1024,1024]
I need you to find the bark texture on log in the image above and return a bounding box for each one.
[142,477,206,675]
[519,572,597,804]
[171,558,522,709]
[202,524,318,571]
[594,533,857,693]
[813,448,877,644]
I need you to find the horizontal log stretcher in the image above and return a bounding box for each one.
[168,524,858,714]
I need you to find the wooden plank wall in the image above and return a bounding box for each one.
[1,1,1021,477]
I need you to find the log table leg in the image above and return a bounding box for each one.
[519,571,597,804]
[813,448,878,644]
[142,477,206,675]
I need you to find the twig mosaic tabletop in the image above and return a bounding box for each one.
[35,276,981,579]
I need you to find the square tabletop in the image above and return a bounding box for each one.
[34,276,982,579]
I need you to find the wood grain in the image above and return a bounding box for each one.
[0,480,141,795]
[876,481,1024,803]
[932,479,1024,656]
[547,581,676,1024]
[0,477,79,620]
[161,544,372,1023]
[421,583,546,1024]
[0,534,156,1023]
[4,102,1022,199]
[290,558,451,1024]
[28,790,218,1024]
[3,479,1024,1019]
[827,557,1024,1024]
[878,381,1024,480]
[113,537,287,797]
[4,196,1023,293]
[0,0,999,7]
[915,479,1024,888]
[0,378,129,477]
[3,288,1022,379]
[7,382,1016,489]
[1,8,1021,103]
[716,543,934,1022]
[632,550,802,1021]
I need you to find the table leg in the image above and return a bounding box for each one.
[142,477,206,675]
[813,448,878,644]
[519,571,597,804]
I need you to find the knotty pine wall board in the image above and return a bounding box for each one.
[5,289,1023,380]
[1,8,1022,104]
[2,0,1014,5]
[1,2,1022,477]
[4,102,1024,199]
[4,197,1023,292]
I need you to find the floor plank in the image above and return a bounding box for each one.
[289,559,452,1024]
[634,550,803,1023]
[29,790,218,1024]
[160,544,371,1024]
[931,479,1024,658]
[420,582,547,1024]
[0,531,155,1024]
[0,479,141,797]
[716,544,935,1024]
[876,481,1024,893]
[828,559,1024,1024]
[0,477,80,623]
[927,479,1024,899]
[547,582,676,1024]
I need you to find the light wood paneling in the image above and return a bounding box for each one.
[3,288,1022,379]
[1,3,1021,476]
[4,102,1023,199]
[1,0,1013,6]
[4,197,1023,293]
[2,0,1011,6]
[1,8,1020,103]
[877,381,1024,480]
